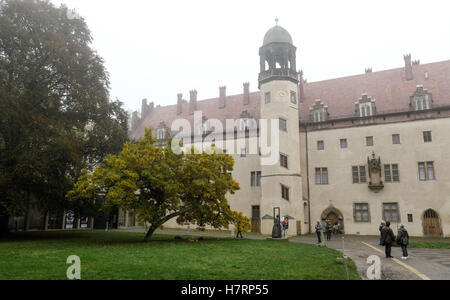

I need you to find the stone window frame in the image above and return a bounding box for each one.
[354,203,371,223]
[418,161,435,181]
[315,168,329,185]
[309,99,328,123]
[410,85,433,111]
[355,93,376,118]
[280,153,289,169]
[279,118,288,132]
[352,166,367,184]
[340,138,348,149]
[281,184,290,201]
[383,203,400,223]
[392,134,401,145]
[366,136,374,147]
[384,164,400,183]
[423,131,432,143]
[265,92,271,104]
[317,140,325,151]
[290,90,297,104]
[251,171,261,187]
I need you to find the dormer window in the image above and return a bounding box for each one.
[414,95,430,111]
[156,128,166,140]
[239,118,250,131]
[410,85,433,111]
[355,93,376,117]
[309,99,328,123]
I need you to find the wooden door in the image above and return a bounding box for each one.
[423,209,441,236]
[251,206,260,233]
[296,221,302,236]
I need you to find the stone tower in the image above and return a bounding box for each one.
[258,21,304,235]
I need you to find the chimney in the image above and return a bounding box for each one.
[219,86,226,108]
[141,99,149,118]
[298,70,305,102]
[189,90,197,114]
[131,111,140,131]
[365,68,372,74]
[404,54,413,80]
[243,82,250,105]
[177,93,183,115]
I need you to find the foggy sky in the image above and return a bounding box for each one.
[50,0,450,114]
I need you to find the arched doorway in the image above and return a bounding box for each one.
[321,206,344,232]
[423,209,442,237]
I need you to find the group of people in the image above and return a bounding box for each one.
[379,221,410,260]
[314,219,340,243]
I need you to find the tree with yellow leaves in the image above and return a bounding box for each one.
[68,129,241,242]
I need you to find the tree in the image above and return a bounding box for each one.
[68,129,242,242]
[0,0,128,232]
[230,211,252,233]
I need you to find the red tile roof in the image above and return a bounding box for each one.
[130,59,450,139]
[299,60,450,122]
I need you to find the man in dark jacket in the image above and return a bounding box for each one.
[381,221,395,258]
[396,224,409,259]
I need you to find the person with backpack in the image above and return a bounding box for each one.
[396,224,409,260]
[381,221,395,258]
[315,221,323,244]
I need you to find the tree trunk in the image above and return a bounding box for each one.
[144,225,159,242]
[0,214,9,236]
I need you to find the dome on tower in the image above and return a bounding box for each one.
[263,25,293,46]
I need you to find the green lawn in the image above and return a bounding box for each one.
[403,241,450,249]
[0,231,360,280]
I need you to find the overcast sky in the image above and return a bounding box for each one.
[51,0,450,113]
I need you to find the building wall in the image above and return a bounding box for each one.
[306,117,450,237]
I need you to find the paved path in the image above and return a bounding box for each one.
[115,228,450,280]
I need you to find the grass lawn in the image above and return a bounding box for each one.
[396,241,450,249]
[0,230,360,280]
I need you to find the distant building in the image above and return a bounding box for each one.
[128,22,450,238]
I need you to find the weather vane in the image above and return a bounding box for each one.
[275,17,279,26]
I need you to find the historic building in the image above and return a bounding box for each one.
[126,23,450,237]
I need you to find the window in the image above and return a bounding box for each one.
[384,164,400,182]
[156,128,166,140]
[280,153,288,169]
[317,140,324,151]
[340,139,348,149]
[265,92,271,104]
[279,118,287,132]
[359,103,373,117]
[407,214,413,223]
[423,131,432,143]
[281,185,290,201]
[392,134,401,145]
[240,148,246,157]
[366,136,374,147]
[352,166,367,183]
[315,168,328,185]
[354,203,370,222]
[383,203,400,222]
[290,91,297,104]
[313,109,325,123]
[419,162,435,181]
[251,171,261,187]
[414,96,429,111]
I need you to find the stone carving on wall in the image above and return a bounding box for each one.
[368,152,384,193]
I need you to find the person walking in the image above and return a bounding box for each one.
[326,219,332,241]
[283,217,289,239]
[396,224,409,260]
[315,221,323,244]
[236,220,243,239]
[381,221,395,258]
[379,221,386,245]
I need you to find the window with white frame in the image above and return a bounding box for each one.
[156,128,166,140]
[313,109,325,123]
[359,102,373,117]
[414,95,430,111]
